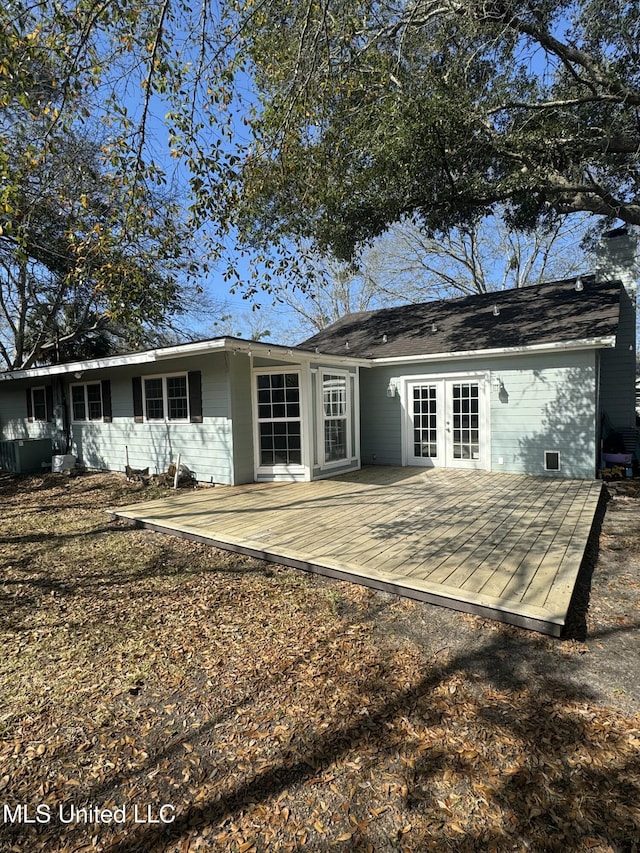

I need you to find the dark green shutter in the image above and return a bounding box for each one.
[45,385,54,422]
[188,371,203,423]
[101,380,112,423]
[26,389,33,421]
[132,377,144,423]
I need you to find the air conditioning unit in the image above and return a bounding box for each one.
[0,439,53,473]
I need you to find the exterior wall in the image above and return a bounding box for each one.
[360,349,599,479]
[599,285,636,430]
[0,383,58,442]
[0,351,363,485]
[69,353,235,484]
[489,351,597,478]
[0,353,237,484]
[0,380,64,470]
[228,354,255,484]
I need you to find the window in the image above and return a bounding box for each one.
[256,372,302,466]
[71,383,103,421]
[322,372,349,464]
[31,387,48,421]
[143,374,189,422]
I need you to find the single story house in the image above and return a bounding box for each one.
[0,236,637,482]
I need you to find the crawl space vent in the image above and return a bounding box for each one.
[545,451,560,471]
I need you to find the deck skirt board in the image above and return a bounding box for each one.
[113,467,602,637]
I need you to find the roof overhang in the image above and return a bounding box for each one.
[369,336,617,366]
[0,337,371,383]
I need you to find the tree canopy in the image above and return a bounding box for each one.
[1,0,638,308]
[236,0,640,261]
[0,7,203,367]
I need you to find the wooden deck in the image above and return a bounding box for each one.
[112,467,604,636]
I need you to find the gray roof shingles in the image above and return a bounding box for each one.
[299,277,622,359]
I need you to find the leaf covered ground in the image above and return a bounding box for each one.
[0,472,638,853]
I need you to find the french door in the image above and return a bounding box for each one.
[407,377,487,470]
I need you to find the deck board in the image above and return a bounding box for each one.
[112,467,603,636]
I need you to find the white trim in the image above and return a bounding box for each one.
[317,368,354,470]
[352,371,361,464]
[252,367,306,479]
[0,338,370,382]
[70,381,104,422]
[301,362,314,481]
[142,372,190,423]
[544,450,561,472]
[372,336,617,366]
[401,371,491,471]
[0,332,613,383]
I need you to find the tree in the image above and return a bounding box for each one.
[233,0,640,265]
[275,212,593,337]
[272,252,379,335]
[3,0,639,299]
[0,15,207,368]
[0,35,204,370]
[0,127,196,368]
[364,212,592,299]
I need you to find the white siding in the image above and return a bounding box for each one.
[68,353,235,484]
[228,353,255,484]
[360,350,599,479]
[0,383,60,444]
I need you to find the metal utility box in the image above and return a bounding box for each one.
[0,439,53,473]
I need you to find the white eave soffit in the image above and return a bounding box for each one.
[0,338,371,382]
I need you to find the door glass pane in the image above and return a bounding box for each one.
[322,374,348,462]
[451,382,480,460]
[412,385,438,457]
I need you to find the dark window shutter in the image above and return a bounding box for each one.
[132,377,144,423]
[188,371,203,423]
[26,389,33,422]
[45,385,54,422]
[101,380,112,423]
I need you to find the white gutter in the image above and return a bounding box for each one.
[0,337,370,382]
[370,336,617,365]
[0,350,159,381]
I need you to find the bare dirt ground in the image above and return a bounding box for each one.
[0,472,638,852]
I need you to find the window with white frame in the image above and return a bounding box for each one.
[144,374,189,421]
[71,383,103,421]
[322,372,349,464]
[256,372,302,466]
[31,387,48,421]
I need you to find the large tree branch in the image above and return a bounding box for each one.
[544,173,640,224]
[488,95,640,115]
